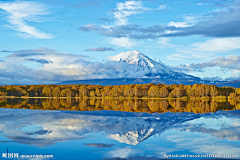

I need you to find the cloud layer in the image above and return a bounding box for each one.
[85,47,115,51]
[0,1,54,39]
[79,2,240,40]
[192,38,240,52]
[113,1,151,26]
[0,47,90,84]
[172,55,240,72]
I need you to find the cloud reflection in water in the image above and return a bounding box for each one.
[0,109,239,159]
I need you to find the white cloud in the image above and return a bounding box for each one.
[110,37,136,48]
[158,38,177,48]
[159,38,170,45]
[196,3,208,6]
[197,3,204,5]
[231,69,240,74]
[175,49,215,60]
[107,147,141,159]
[167,53,189,61]
[169,55,240,80]
[172,55,240,70]
[17,47,95,78]
[167,21,192,28]
[0,47,91,84]
[167,38,240,64]
[167,15,197,28]
[0,1,54,39]
[158,4,166,10]
[80,1,167,49]
[192,38,240,52]
[165,30,179,34]
[166,131,240,155]
[206,55,240,66]
[114,1,150,26]
[113,1,164,26]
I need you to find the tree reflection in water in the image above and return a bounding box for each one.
[0,98,239,113]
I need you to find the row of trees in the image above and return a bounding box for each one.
[0,83,237,98]
[0,98,237,114]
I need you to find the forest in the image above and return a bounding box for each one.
[0,83,239,99]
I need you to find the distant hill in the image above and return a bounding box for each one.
[59,77,217,86]
[215,80,240,88]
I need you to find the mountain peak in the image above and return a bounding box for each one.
[100,50,197,80]
[108,50,155,67]
[109,50,141,61]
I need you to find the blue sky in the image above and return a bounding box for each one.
[0,0,240,85]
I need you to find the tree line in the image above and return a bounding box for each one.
[0,98,238,114]
[0,83,238,98]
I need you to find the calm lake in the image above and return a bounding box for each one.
[0,98,240,160]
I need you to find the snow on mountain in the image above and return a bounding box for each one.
[106,50,195,79]
[109,50,157,68]
[108,50,170,71]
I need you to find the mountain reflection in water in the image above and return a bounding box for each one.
[0,99,239,159]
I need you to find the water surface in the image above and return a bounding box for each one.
[0,99,240,159]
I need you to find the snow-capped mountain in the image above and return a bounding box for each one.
[108,50,162,68]
[106,50,187,78]
[60,50,222,85]
[109,50,177,77]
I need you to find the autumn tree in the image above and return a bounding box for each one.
[210,85,218,97]
[199,85,205,97]
[95,87,101,97]
[175,87,185,97]
[134,85,141,97]
[142,84,150,97]
[192,84,199,97]
[52,86,61,97]
[159,86,169,98]
[0,91,6,96]
[205,85,210,97]
[186,85,193,97]
[79,85,89,97]
[42,86,53,97]
[71,84,79,97]
[27,85,37,97]
[235,88,240,96]
[90,91,95,97]
[124,85,134,97]
[148,85,159,97]
[60,88,71,97]
[111,86,119,97]
[169,89,176,98]
[101,86,111,97]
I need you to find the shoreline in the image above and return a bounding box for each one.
[0,96,230,100]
